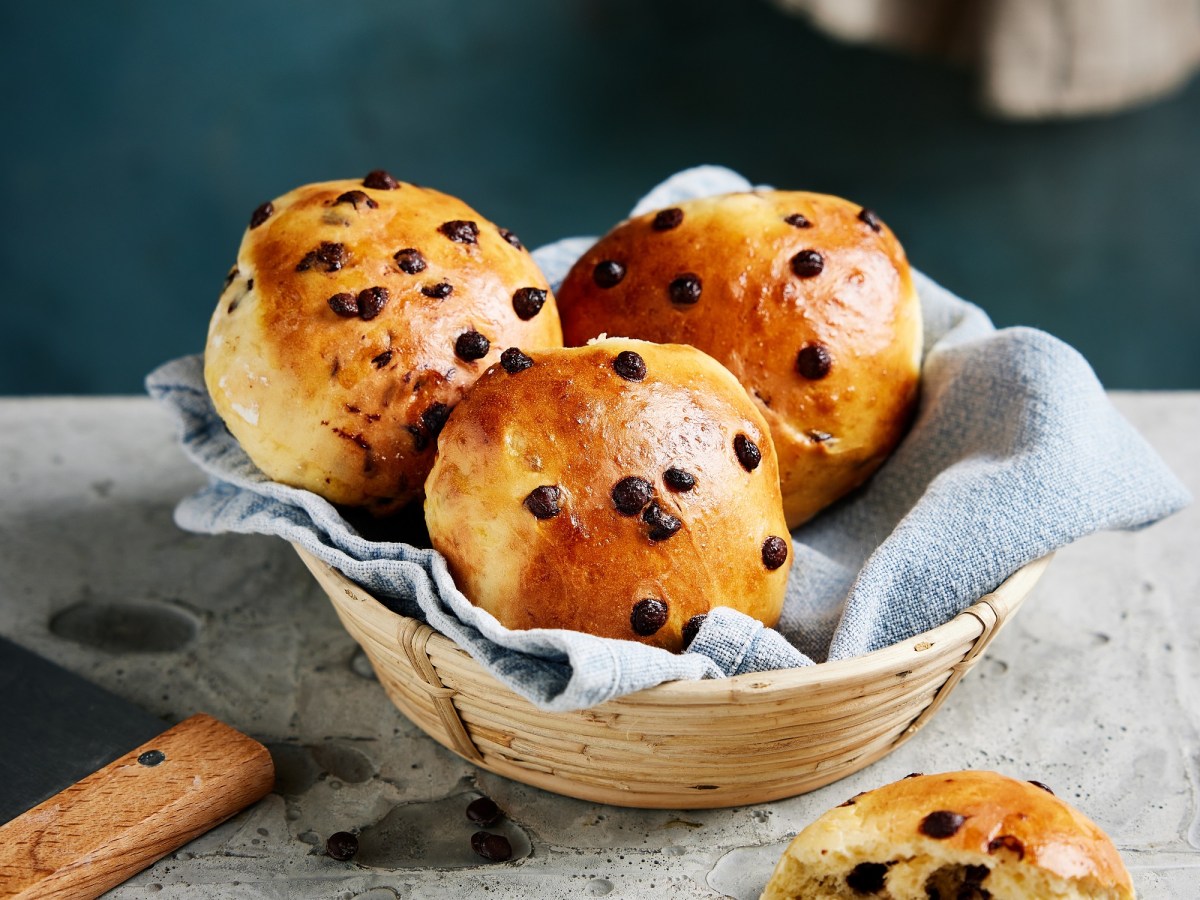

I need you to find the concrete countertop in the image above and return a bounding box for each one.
[0,393,1196,898]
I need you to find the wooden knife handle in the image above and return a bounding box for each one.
[0,713,275,899]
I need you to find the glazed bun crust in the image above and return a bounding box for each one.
[556,191,922,528]
[761,770,1135,899]
[205,175,561,515]
[424,338,792,652]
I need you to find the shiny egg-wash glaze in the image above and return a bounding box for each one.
[556,192,923,528]
[205,172,562,515]
[424,338,792,652]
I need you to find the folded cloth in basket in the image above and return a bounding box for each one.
[147,166,1191,712]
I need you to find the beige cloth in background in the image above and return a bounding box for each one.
[768,0,1200,118]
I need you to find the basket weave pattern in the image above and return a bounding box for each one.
[296,546,1051,809]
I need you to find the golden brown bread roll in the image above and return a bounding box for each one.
[423,338,792,651]
[204,171,562,515]
[760,770,1135,899]
[555,191,923,528]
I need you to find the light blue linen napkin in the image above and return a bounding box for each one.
[147,166,1190,712]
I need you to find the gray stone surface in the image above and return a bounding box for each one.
[0,394,1196,897]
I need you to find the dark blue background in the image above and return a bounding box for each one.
[3,0,1197,393]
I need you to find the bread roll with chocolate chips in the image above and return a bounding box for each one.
[424,338,792,651]
[205,171,561,515]
[761,770,1135,899]
[556,192,923,528]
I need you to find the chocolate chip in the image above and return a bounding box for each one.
[296,241,348,273]
[357,287,389,321]
[761,536,788,570]
[733,434,761,471]
[328,292,359,317]
[394,248,427,274]
[612,350,646,381]
[631,598,669,636]
[470,831,512,862]
[325,831,358,861]
[790,249,824,278]
[249,201,273,229]
[524,485,561,519]
[668,273,702,305]
[612,476,653,515]
[422,282,453,299]
[652,207,684,230]
[905,772,925,779]
[919,811,966,839]
[407,424,430,452]
[987,835,1025,860]
[455,330,490,361]
[858,207,882,232]
[681,614,707,649]
[371,349,393,369]
[500,347,534,373]
[784,212,812,229]
[593,260,626,288]
[796,343,833,380]
[1029,780,1054,794]
[498,227,524,250]
[335,190,378,209]
[643,501,682,541]
[964,865,990,884]
[663,468,695,492]
[846,862,889,894]
[421,402,451,437]
[363,169,399,190]
[512,287,546,320]
[466,796,502,827]
[839,792,866,807]
[439,219,479,244]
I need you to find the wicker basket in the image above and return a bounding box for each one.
[295,545,1051,809]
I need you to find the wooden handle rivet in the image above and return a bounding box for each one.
[137,749,165,767]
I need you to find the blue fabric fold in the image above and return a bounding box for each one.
[147,165,1190,712]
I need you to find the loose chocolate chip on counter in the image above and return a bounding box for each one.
[297,241,348,273]
[761,536,789,570]
[371,350,394,369]
[363,169,399,190]
[1029,780,1054,794]
[524,485,562,519]
[611,476,653,515]
[421,402,451,437]
[846,862,889,894]
[631,598,669,636]
[439,219,480,244]
[987,835,1025,860]
[422,282,453,299]
[335,190,378,209]
[498,227,524,250]
[466,796,503,827]
[470,831,512,862]
[328,292,359,318]
[668,273,702,305]
[512,287,546,320]
[643,502,682,541]
[500,347,534,374]
[593,259,626,288]
[357,287,389,321]
[920,811,966,839]
[796,343,833,380]
[681,614,707,650]
[733,434,761,471]
[790,249,824,278]
[612,350,646,381]
[858,207,882,232]
[652,207,684,231]
[784,212,812,229]
[455,330,490,361]
[663,467,695,492]
[325,831,358,861]
[249,201,274,229]
[394,248,427,274]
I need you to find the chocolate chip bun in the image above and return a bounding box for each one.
[423,338,792,651]
[555,192,923,528]
[204,171,562,515]
[760,770,1135,899]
